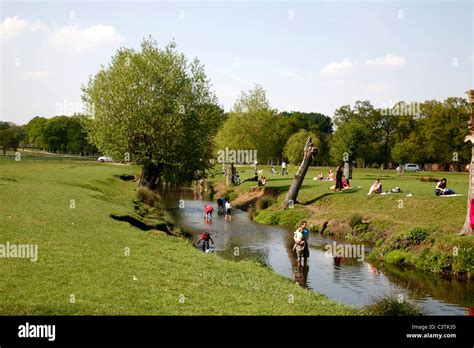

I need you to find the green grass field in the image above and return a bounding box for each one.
[209,165,474,278]
[0,161,356,315]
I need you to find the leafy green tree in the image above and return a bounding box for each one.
[0,123,25,154]
[418,98,470,169]
[42,116,71,153]
[275,111,332,164]
[82,38,223,188]
[67,115,98,155]
[283,130,319,164]
[214,85,279,164]
[330,119,370,167]
[25,117,48,149]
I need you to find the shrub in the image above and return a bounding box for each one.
[228,191,238,201]
[360,297,423,316]
[136,187,160,207]
[420,176,440,182]
[385,249,412,265]
[406,227,429,245]
[349,213,363,229]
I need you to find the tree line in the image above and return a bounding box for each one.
[215,87,470,170]
[0,115,98,155]
[3,38,470,187]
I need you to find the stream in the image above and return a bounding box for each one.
[163,188,473,315]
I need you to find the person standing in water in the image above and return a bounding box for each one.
[225,199,232,221]
[197,231,214,252]
[301,221,310,266]
[203,204,214,220]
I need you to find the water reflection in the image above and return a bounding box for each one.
[162,188,472,315]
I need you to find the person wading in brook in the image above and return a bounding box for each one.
[293,221,310,268]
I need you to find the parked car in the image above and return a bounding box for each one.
[404,163,420,172]
[97,156,113,163]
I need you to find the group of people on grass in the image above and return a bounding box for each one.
[314,166,352,192]
[312,165,457,197]
[366,177,455,196]
[270,161,288,175]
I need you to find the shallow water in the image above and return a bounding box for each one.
[163,188,473,315]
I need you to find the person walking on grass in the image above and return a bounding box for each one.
[225,199,232,221]
[334,166,343,192]
[281,161,288,175]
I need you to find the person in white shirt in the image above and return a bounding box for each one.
[225,200,232,221]
[281,161,288,175]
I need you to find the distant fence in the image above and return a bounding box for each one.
[0,154,98,162]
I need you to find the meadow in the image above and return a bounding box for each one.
[210,164,474,278]
[0,160,356,315]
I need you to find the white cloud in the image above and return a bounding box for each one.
[0,16,29,39]
[365,54,407,67]
[48,24,124,52]
[320,54,407,75]
[23,70,49,80]
[320,58,354,75]
[0,17,124,52]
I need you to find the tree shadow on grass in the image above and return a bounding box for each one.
[302,188,360,205]
[269,184,315,192]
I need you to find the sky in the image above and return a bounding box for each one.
[0,0,473,125]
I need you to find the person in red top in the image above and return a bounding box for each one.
[197,232,214,251]
[204,204,214,220]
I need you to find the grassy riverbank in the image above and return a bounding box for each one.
[0,161,356,315]
[209,165,474,280]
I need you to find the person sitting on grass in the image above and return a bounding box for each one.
[327,170,335,181]
[434,178,455,196]
[242,171,259,183]
[342,175,352,189]
[367,179,382,195]
[251,176,267,189]
[313,172,324,181]
[197,232,214,252]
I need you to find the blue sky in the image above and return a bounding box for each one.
[1,0,472,124]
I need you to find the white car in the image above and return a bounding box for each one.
[97,156,113,163]
[404,163,420,172]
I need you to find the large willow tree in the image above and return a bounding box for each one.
[82,38,223,188]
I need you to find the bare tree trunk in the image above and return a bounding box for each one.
[282,137,318,209]
[139,162,159,189]
[343,160,354,179]
[461,90,474,235]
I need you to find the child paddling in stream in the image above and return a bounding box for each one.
[197,231,214,252]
